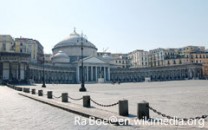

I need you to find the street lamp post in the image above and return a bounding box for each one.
[42,55,46,88]
[79,35,86,92]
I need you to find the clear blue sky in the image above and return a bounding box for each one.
[1,0,208,54]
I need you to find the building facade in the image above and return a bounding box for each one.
[0,52,30,84]
[111,64,203,82]
[0,33,208,84]
[0,35,76,84]
[0,35,15,52]
[15,38,44,64]
[128,50,149,68]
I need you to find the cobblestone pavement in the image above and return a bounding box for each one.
[24,80,208,120]
[0,86,133,130]
[1,80,208,129]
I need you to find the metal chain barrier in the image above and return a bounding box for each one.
[68,96,83,101]
[90,98,119,107]
[53,95,62,99]
[149,105,208,121]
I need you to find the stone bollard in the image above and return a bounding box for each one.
[83,95,90,108]
[137,102,149,120]
[38,90,43,96]
[32,89,36,94]
[119,100,129,116]
[23,88,30,93]
[26,88,30,93]
[17,87,21,91]
[62,93,68,102]
[19,87,23,91]
[47,91,53,99]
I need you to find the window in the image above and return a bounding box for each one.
[3,42,6,51]
[173,60,176,64]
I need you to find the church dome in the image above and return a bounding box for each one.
[53,30,97,50]
[52,51,69,63]
[53,51,68,58]
[52,29,98,60]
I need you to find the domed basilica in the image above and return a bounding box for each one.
[50,29,112,83]
[0,30,206,84]
[52,29,97,64]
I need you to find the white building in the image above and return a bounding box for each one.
[15,38,44,64]
[149,48,165,67]
[0,35,15,52]
[128,50,149,68]
[51,29,112,83]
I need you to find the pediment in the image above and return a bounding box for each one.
[83,57,106,64]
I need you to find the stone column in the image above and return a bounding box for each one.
[0,62,2,80]
[77,66,80,83]
[91,66,93,81]
[9,62,12,80]
[98,67,100,78]
[95,66,97,82]
[86,66,88,82]
[108,67,110,81]
[18,63,20,81]
[27,64,30,82]
[104,67,106,81]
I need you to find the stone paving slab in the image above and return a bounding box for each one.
[17,81,208,120]
[18,89,208,130]
[18,91,130,125]
[0,86,121,130]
